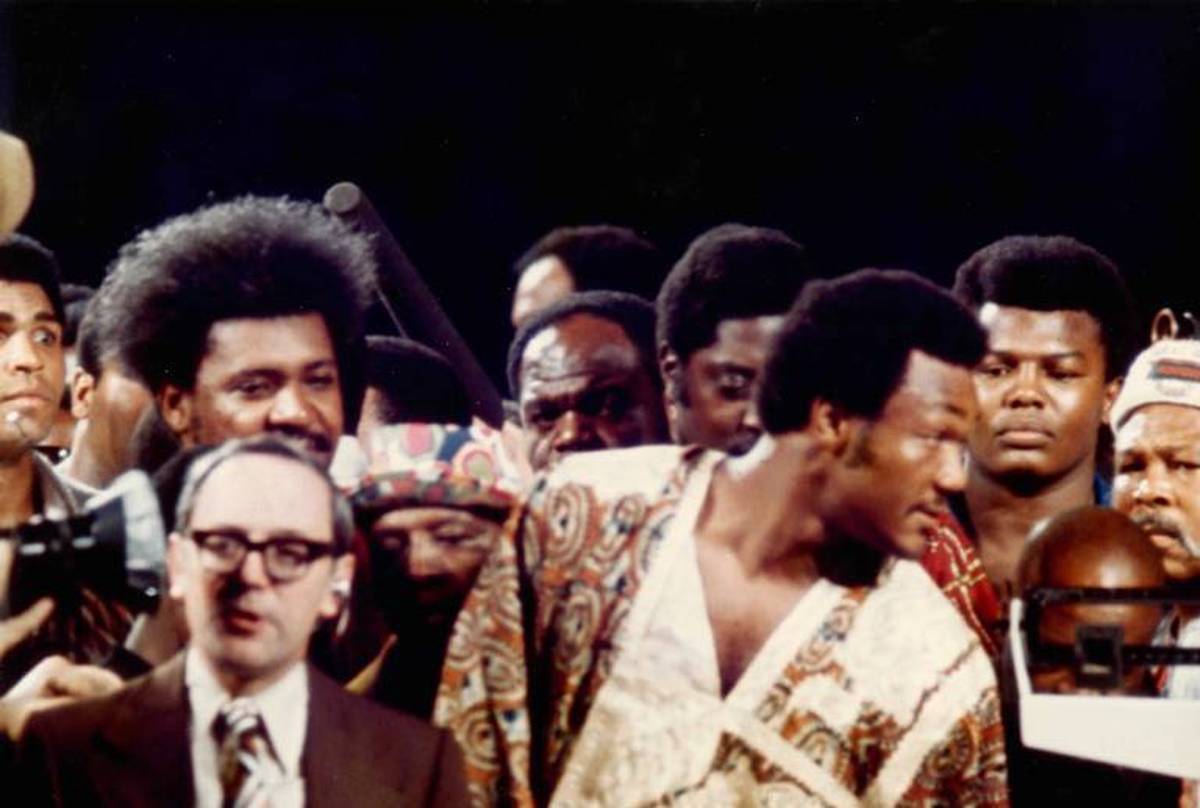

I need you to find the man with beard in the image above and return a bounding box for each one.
[347,422,520,719]
[439,271,1006,806]
[922,235,1135,656]
[655,224,812,455]
[96,197,374,677]
[1109,325,1200,701]
[105,196,373,469]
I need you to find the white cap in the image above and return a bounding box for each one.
[1110,336,1200,429]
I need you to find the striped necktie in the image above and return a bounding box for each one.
[212,698,287,808]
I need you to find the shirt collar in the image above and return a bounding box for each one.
[184,647,309,775]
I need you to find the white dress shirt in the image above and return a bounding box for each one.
[185,648,309,808]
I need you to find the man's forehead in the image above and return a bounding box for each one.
[891,350,976,415]
[1115,403,1200,448]
[978,303,1103,354]
[0,279,57,320]
[202,313,336,365]
[521,315,641,384]
[191,452,333,528]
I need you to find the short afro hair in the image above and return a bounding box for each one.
[506,290,660,398]
[514,224,665,302]
[60,284,95,347]
[106,196,376,430]
[365,336,472,426]
[0,233,65,324]
[656,223,812,363]
[758,269,987,435]
[953,235,1136,380]
[75,276,126,378]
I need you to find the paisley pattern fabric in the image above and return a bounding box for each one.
[436,445,1008,807]
[921,514,1003,660]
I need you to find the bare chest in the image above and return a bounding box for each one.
[695,543,810,696]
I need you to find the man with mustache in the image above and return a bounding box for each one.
[105,196,373,471]
[439,271,1006,806]
[655,224,813,456]
[1109,328,1200,704]
[93,197,374,677]
[922,235,1135,655]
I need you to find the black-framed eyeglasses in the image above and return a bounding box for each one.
[186,529,337,582]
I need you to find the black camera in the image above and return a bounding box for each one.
[3,469,166,619]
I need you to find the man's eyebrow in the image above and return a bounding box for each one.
[0,311,60,326]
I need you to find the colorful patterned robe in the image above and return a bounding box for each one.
[435,445,1008,806]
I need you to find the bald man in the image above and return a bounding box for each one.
[1005,506,1178,806]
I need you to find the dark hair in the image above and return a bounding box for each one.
[953,235,1136,380]
[0,233,65,324]
[176,436,354,553]
[514,225,664,302]
[759,269,987,434]
[656,223,812,362]
[60,284,95,347]
[506,290,660,398]
[365,336,472,426]
[75,277,124,378]
[106,196,375,429]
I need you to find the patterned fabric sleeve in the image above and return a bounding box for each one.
[896,686,1010,807]
[435,496,538,808]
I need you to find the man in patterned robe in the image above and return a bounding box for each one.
[437,270,1009,806]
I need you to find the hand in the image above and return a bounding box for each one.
[0,598,54,660]
[0,654,122,740]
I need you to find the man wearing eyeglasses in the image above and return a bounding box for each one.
[16,437,467,807]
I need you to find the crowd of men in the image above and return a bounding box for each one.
[0,129,1198,806]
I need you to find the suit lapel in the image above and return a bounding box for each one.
[302,666,409,808]
[94,653,194,806]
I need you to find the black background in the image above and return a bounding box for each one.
[3,3,1199,383]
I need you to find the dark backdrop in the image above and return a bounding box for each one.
[3,3,1199,384]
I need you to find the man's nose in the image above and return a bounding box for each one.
[934,443,969,494]
[740,402,764,433]
[551,410,600,452]
[2,331,43,375]
[266,382,312,426]
[405,533,446,580]
[234,546,273,587]
[1002,363,1046,408]
[1134,462,1175,507]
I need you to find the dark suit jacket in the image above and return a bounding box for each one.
[17,653,468,807]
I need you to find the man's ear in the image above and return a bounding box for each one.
[319,554,355,620]
[70,367,96,420]
[808,399,855,456]
[658,344,684,406]
[158,384,192,439]
[1101,375,1122,425]
[166,533,188,599]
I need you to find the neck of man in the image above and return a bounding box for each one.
[61,426,109,490]
[966,455,1097,593]
[696,435,825,582]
